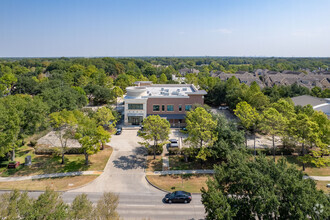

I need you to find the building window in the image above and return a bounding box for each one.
[162,105,165,111]
[167,105,174,111]
[185,105,192,111]
[179,105,182,111]
[128,104,143,110]
[153,105,160,111]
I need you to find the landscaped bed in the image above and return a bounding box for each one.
[0,175,99,191]
[169,155,217,170]
[146,174,211,193]
[146,155,162,172]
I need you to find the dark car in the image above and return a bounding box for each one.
[164,191,192,204]
[115,128,122,135]
[181,127,188,132]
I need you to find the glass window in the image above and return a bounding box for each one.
[185,105,192,111]
[128,104,143,110]
[162,105,165,111]
[153,105,160,111]
[179,105,182,111]
[167,105,174,111]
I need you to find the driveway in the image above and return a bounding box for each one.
[65,129,205,219]
[69,129,158,194]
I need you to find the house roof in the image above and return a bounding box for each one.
[291,95,327,107]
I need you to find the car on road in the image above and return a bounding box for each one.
[115,128,122,135]
[164,191,192,204]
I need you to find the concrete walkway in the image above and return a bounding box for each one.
[151,169,330,181]
[153,169,215,175]
[0,171,102,182]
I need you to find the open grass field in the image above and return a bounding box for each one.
[315,181,330,194]
[0,146,112,177]
[0,175,99,191]
[275,156,330,176]
[147,174,211,193]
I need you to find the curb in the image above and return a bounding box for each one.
[145,175,171,193]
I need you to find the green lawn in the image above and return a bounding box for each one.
[0,146,112,177]
[147,174,211,193]
[275,156,330,176]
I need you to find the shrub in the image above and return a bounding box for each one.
[29,140,37,147]
[168,147,180,155]
[34,145,83,155]
[147,144,163,155]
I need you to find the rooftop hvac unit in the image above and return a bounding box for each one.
[183,88,187,91]
[161,88,164,91]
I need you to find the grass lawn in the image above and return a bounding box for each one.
[0,175,99,191]
[0,146,113,177]
[315,181,330,194]
[275,156,330,176]
[169,155,217,170]
[146,155,162,172]
[147,174,211,193]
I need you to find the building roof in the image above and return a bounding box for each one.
[291,95,327,107]
[125,83,206,99]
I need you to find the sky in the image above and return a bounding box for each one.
[0,0,329,57]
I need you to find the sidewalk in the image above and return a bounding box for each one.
[149,169,330,181]
[0,171,102,182]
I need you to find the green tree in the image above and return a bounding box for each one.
[0,190,33,219]
[70,194,93,220]
[260,107,287,161]
[112,86,124,105]
[49,110,78,164]
[94,192,120,220]
[93,107,116,129]
[0,104,20,159]
[75,115,104,165]
[148,74,158,84]
[185,107,217,162]
[0,72,17,95]
[32,188,69,220]
[202,154,330,220]
[211,114,245,161]
[158,73,168,84]
[289,113,320,170]
[138,115,170,159]
[234,101,260,154]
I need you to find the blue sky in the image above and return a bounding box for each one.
[0,0,329,57]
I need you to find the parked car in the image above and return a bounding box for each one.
[218,106,229,110]
[164,191,192,204]
[181,127,188,132]
[115,128,122,135]
[169,139,177,143]
[168,139,179,148]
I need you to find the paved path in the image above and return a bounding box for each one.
[153,169,215,175]
[0,171,102,182]
[151,169,330,181]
